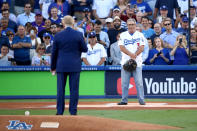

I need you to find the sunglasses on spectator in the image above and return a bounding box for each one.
[51,25,57,28]
[25,6,31,8]
[164,23,171,26]
[89,36,95,38]
[39,48,45,50]
[44,36,50,39]
[7,34,14,37]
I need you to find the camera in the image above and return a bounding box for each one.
[179,38,182,44]
[41,56,45,61]
[157,52,161,56]
[8,58,15,62]
[96,34,100,41]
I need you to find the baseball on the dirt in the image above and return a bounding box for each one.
[25,111,30,116]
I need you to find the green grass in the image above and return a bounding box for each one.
[0,99,197,131]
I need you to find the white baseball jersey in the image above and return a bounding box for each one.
[81,43,107,65]
[118,31,146,67]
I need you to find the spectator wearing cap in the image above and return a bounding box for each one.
[38,19,52,43]
[108,16,126,45]
[31,12,45,34]
[176,16,189,36]
[153,0,179,21]
[156,5,168,24]
[43,32,53,55]
[0,2,16,23]
[1,9,17,33]
[81,32,107,66]
[16,3,36,26]
[130,0,152,17]
[39,0,54,19]
[112,6,128,30]
[72,0,93,21]
[103,18,113,32]
[48,0,70,18]
[12,25,32,65]
[107,16,126,63]
[0,22,10,53]
[49,6,62,25]
[92,0,114,23]
[77,8,95,34]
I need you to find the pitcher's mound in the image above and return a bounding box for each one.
[0,115,180,131]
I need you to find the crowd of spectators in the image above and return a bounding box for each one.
[0,0,197,66]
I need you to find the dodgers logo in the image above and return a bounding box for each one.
[7,120,33,130]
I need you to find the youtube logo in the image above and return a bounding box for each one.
[117,77,137,95]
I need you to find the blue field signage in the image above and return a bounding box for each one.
[105,70,197,99]
[7,120,33,130]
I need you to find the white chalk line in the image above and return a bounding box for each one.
[41,103,197,108]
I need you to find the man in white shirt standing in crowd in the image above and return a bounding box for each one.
[118,18,146,105]
[81,32,107,66]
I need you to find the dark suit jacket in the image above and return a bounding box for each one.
[51,27,87,72]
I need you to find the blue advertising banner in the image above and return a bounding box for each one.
[105,70,197,99]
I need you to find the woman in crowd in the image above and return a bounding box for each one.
[190,28,197,64]
[29,27,41,60]
[147,37,170,65]
[170,35,189,65]
[31,44,50,66]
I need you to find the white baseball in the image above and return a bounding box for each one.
[25,111,30,116]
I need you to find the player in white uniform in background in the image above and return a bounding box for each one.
[118,18,146,105]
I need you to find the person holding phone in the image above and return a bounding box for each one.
[170,35,189,65]
[146,37,170,65]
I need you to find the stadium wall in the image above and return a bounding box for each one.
[0,66,197,99]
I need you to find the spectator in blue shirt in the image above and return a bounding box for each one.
[49,6,62,25]
[48,0,70,18]
[130,0,152,17]
[12,25,32,65]
[146,37,170,65]
[141,16,155,38]
[176,16,189,36]
[170,35,189,65]
[0,0,11,13]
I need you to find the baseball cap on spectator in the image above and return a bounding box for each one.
[113,16,121,22]
[83,8,90,12]
[190,5,196,9]
[113,6,120,12]
[160,5,168,10]
[182,17,188,22]
[43,33,51,38]
[88,32,96,38]
[105,18,113,23]
[36,11,42,16]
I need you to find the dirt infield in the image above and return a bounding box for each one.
[0,101,196,130]
[0,115,181,131]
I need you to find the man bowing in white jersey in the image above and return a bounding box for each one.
[118,18,146,105]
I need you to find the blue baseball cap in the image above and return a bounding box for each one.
[83,8,90,12]
[88,32,96,38]
[113,6,120,12]
[160,5,168,10]
[182,17,188,22]
[43,32,51,38]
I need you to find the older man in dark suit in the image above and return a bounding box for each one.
[51,15,88,115]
